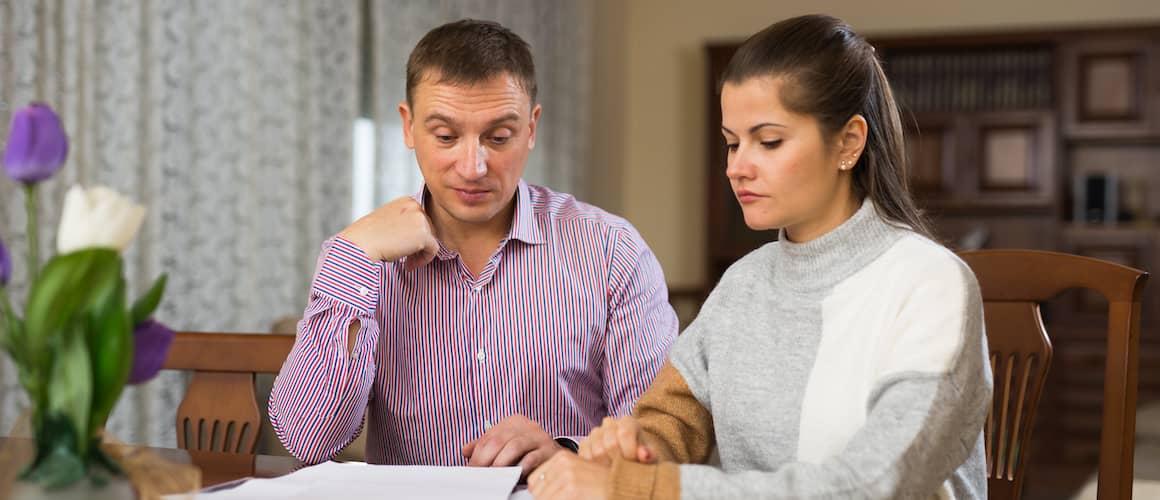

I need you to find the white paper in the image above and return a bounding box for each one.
[165,461,521,500]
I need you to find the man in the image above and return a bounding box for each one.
[269,19,677,476]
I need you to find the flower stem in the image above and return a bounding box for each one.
[24,184,39,284]
[0,286,11,334]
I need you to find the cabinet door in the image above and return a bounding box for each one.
[911,111,1058,210]
[964,111,1059,208]
[1061,35,1160,138]
[905,112,959,202]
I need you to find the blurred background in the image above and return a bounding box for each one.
[2,1,1159,499]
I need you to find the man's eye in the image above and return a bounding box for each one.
[490,136,510,145]
[436,135,455,144]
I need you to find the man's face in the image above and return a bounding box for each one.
[400,72,540,228]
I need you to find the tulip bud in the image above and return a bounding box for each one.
[57,185,147,254]
[3,103,68,184]
[128,319,175,384]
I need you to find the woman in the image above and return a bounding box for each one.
[527,14,992,500]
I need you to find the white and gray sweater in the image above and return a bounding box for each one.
[670,199,992,499]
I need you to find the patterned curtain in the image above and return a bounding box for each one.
[0,0,357,446]
[369,0,592,203]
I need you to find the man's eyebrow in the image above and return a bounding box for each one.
[486,113,521,127]
[423,112,522,128]
[424,112,456,126]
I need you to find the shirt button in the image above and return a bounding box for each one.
[358,286,370,297]
[476,350,486,363]
[484,420,492,430]
[472,286,481,293]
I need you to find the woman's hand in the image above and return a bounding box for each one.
[527,452,610,500]
[579,416,655,465]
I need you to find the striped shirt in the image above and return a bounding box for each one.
[269,181,678,465]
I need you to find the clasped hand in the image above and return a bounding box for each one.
[528,416,657,500]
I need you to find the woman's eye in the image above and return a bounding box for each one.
[725,143,739,153]
[761,140,782,149]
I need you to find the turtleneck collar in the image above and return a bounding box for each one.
[772,198,907,294]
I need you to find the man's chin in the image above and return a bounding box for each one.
[447,205,502,225]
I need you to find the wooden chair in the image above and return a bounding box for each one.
[162,332,294,454]
[960,250,1149,500]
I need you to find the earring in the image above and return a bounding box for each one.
[840,160,849,170]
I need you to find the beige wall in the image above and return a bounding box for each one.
[591,0,1160,287]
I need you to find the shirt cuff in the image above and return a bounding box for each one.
[311,236,381,315]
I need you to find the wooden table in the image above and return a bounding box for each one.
[0,437,301,494]
[2,437,535,499]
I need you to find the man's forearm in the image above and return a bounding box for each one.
[269,238,382,463]
[269,301,378,464]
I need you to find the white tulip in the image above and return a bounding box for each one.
[56,185,147,254]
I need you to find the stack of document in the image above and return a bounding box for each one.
[166,462,523,500]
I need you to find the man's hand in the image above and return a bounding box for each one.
[579,416,655,465]
[462,414,564,478]
[338,197,438,268]
[527,452,611,500]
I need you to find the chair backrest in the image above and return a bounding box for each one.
[960,250,1149,500]
[162,332,294,454]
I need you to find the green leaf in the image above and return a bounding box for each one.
[2,313,34,396]
[23,252,107,361]
[129,273,167,325]
[45,323,92,458]
[22,249,119,406]
[87,276,132,432]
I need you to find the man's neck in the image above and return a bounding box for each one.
[429,196,517,257]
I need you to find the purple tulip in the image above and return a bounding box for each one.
[128,319,175,384]
[0,236,9,286]
[3,103,69,184]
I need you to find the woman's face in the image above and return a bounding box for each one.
[720,76,863,242]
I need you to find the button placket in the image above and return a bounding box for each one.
[465,283,490,433]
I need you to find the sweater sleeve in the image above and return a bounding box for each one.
[675,257,992,499]
[605,362,713,500]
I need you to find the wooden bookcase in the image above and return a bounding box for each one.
[701,24,1160,500]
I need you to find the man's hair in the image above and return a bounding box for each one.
[406,19,537,105]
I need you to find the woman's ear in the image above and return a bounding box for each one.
[837,114,868,170]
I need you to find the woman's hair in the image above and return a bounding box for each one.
[720,14,934,239]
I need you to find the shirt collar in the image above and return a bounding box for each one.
[508,180,545,245]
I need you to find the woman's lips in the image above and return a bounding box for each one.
[735,189,765,204]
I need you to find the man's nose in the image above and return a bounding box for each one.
[456,139,487,180]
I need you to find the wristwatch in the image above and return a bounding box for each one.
[554,437,580,453]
